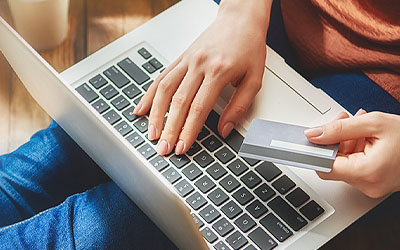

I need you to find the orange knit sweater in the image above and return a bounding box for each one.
[281,0,400,102]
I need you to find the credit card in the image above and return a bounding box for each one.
[239,119,339,172]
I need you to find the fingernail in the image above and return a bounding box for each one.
[304,127,323,137]
[355,108,365,116]
[175,140,185,155]
[134,103,142,114]
[148,124,156,140]
[157,140,169,155]
[221,122,234,138]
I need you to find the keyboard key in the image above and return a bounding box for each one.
[126,132,144,148]
[207,163,227,180]
[182,163,202,181]
[122,106,138,122]
[212,218,234,237]
[208,188,229,206]
[194,150,214,168]
[186,141,201,156]
[170,154,190,169]
[246,200,268,219]
[195,175,216,194]
[260,213,293,242]
[202,135,222,152]
[244,245,257,250]
[226,231,247,250]
[215,147,235,164]
[191,213,204,228]
[254,184,276,202]
[104,65,130,88]
[255,162,281,182]
[149,58,163,70]
[118,58,150,85]
[137,143,157,160]
[123,84,142,99]
[89,74,108,89]
[186,192,207,210]
[142,62,156,74]
[76,83,98,103]
[111,95,130,111]
[142,80,153,92]
[220,175,240,193]
[174,179,194,197]
[248,227,277,250]
[138,47,152,59]
[224,129,244,153]
[150,155,169,171]
[272,175,295,194]
[201,227,218,243]
[241,171,262,189]
[103,109,121,125]
[214,241,230,250]
[199,204,221,223]
[233,187,254,205]
[114,121,133,136]
[234,213,256,233]
[221,201,242,219]
[286,187,310,208]
[100,84,118,100]
[227,159,248,176]
[92,98,110,114]
[162,167,182,184]
[134,117,149,133]
[268,196,307,231]
[134,95,142,105]
[300,200,324,220]
[205,110,219,135]
[197,127,210,140]
[242,157,260,166]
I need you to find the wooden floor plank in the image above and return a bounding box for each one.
[2,0,85,153]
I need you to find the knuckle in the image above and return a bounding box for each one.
[172,93,188,107]
[230,104,248,117]
[162,125,180,137]
[329,120,343,138]
[192,49,207,66]
[190,101,206,116]
[158,78,173,93]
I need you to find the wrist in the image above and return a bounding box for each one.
[218,0,272,37]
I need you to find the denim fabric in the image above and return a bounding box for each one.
[0,122,176,250]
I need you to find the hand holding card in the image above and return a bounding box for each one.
[239,119,339,172]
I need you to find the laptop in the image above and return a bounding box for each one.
[0,0,383,249]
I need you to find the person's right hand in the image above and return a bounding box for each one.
[305,111,400,198]
[134,0,273,156]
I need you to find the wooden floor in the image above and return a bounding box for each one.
[0,0,178,155]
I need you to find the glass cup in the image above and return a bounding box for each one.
[7,0,70,51]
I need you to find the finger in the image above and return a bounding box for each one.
[339,109,366,154]
[147,64,188,141]
[157,69,204,155]
[333,112,356,154]
[352,109,367,153]
[304,112,378,145]
[134,57,183,116]
[316,152,366,183]
[176,74,227,154]
[218,72,262,138]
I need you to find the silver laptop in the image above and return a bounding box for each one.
[0,0,383,249]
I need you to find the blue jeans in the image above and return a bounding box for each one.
[0,121,177,250]
[1,1,399,249]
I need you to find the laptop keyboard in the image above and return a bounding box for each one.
[75,45,327,250]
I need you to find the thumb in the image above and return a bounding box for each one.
[218,73,262,138]
[304,112,377,145]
